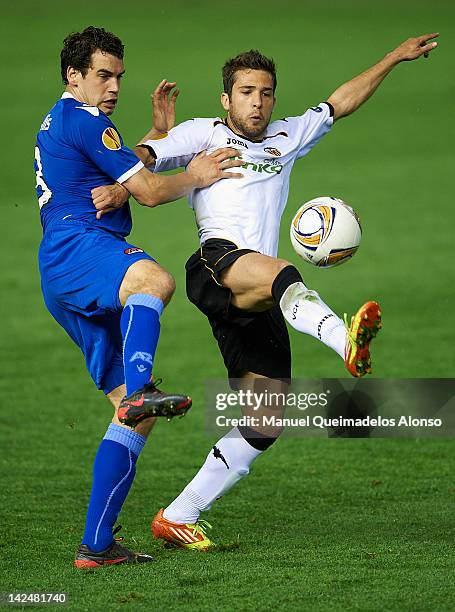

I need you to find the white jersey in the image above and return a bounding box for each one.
[146,102,333,257]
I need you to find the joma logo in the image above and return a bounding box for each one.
[227,137,248,149]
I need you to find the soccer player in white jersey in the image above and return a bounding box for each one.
[94,33,438,549]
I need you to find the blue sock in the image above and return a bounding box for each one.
[82,424,146,552]
[120,293,164,396]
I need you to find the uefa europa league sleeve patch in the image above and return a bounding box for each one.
[101,127,121,151]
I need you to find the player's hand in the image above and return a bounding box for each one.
[390,33,439,62]
[91,183,130,219]
[150,79,179,136]
[186,148,244,188]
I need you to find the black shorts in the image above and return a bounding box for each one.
[185,238,291,382]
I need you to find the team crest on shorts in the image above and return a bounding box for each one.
[264,147,281,157]
[124,247,144,255]
[102,127,121,150]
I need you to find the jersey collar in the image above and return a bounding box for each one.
[219,117,288,143]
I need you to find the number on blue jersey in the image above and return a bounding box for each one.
[34,146,53,208]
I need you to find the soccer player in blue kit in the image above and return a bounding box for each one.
[35,26,241,568]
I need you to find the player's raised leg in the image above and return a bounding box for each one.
[222,254,346,356]
[152,375,286,550]
[274,264,382,377]
[116,259,192,426]
[221,253,381,377]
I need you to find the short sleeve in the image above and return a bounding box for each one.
[144,118,213,172]
[286,102,334,160]
[69,106,143,182]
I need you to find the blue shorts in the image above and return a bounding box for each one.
[39,220,155,394]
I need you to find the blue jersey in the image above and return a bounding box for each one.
[34,93,143,236]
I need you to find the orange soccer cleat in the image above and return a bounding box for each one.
[151,508,214,551]
[344,301,382,377]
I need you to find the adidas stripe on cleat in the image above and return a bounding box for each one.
[118,380,192,428]
[345,300,382,378]
[151,508,214,551]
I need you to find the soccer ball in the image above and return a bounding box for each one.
[290,196,361,267]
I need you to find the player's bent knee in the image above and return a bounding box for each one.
[275,258,293,277]
[166,272,176,298]
[120,260,176,305]
[271,263,304,305]
[147,269,175,304]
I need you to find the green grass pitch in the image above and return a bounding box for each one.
[1,0,454,609]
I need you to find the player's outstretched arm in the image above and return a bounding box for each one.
[92,147,243,217]
[134,80,179,166]
[327,33,439,121]
[126,147,243,207]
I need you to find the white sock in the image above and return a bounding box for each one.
[279,282,346,358]
[163,427,262,524]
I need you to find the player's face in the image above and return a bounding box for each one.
[67,50,125,115]
[221,69,275,140]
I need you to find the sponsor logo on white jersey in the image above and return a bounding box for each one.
[227,137,249,149]
[263,147,281,157]
[241,160,283,175]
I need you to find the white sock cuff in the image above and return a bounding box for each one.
[223,427,263,462]
[279,282,317,312]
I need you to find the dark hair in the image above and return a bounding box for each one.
[222,50,276,96]
[60,26,124,84]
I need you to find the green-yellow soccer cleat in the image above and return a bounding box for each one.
[151,508,214,551]
[344,301,382,377]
